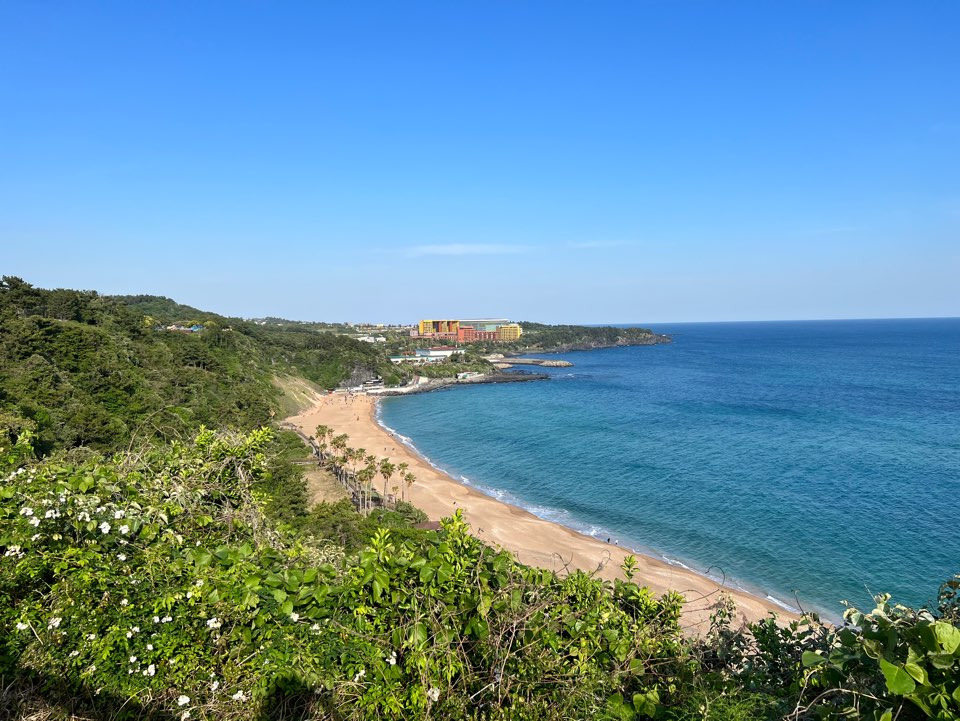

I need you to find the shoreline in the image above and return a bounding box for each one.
[368,370,549,397]
[287,391,799,632]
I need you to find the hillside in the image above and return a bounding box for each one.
[0,278,399,453]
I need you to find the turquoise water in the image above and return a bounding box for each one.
[379,319,960,617]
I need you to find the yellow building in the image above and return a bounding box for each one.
[418,319,460,336]
[497,323,523,341]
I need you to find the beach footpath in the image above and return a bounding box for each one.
[286,391,797,633]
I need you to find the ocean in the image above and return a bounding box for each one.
[378,319,960,618]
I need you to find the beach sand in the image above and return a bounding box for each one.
[287,391,797,632]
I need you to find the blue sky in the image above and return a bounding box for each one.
[1,1,957,323]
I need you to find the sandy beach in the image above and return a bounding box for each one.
[287,391,798,632]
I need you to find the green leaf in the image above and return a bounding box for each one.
[477,593,491,617]
[606,693,634,721]
[802,651,827,667]
[408,622,428,649]
[903,661,928,686]
[879,658,917,696]
[929,653,955,670]
[934,622,960,654]
[632,689,659,718]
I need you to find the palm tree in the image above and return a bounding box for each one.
[357,464,377,515]
[330,434,348,477]
[397,462,410,501]
[315,424,332,458]
[349,448,366,503]
[403,471,416,501]
[379,460,396,507]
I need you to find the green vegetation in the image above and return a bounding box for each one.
[3,425,958,720]
[494,322,666,353]
[1,277,957,720]
[1,426,685,720]
[0,278,401,454]
[415,352,497,379]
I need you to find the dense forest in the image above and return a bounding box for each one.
[1,277,958,720]
[0,278,400,453]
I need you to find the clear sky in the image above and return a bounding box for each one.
[1,1,957,323]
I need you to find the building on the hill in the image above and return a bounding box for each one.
[496,323,523,341]
[417,319,460,339]
[415,347,463,362]
[416,318,522,343]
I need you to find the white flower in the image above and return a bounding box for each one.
[78,511,90,522]
[310,623,320,632]
[31,533,41,540]
[144,664,156,676]
[44,509,60,519]
[231,690,248,701]
[126,631,133,638]
[153,616,161,623]
[131,626,140,633]
[119,525,129,535]
[86,633,96,640]
[120,598,129,607]
[4,545,23,557]
[210,680,219,692]
[99,521,111,534]
[117,554,126,561]
[16,622,28,631]
[289,612,299,622]
[69,650,80,657]
[353,668,365,682]
[114,510,125,519]
[147,643,153,651]
[29,517,40,527]
[386,650,397,666]
[177,695,190,706]
[48,617,62,629]
[20,507,34,517]
[206,617,221,630]
[181,712,191,720]
[186,591,193,599]
[427,687,440,702]
[129,656,138,663]
[195,579,204,587]
[161,616,172,623]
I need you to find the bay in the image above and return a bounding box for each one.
[379,319,960,616]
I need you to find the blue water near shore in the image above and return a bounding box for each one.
[379,319,960,617]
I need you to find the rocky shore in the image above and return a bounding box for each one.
[495,357,574,368]
[509,334,671,354]
[369,370,548,397]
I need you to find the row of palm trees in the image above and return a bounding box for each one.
[312,424,417,516]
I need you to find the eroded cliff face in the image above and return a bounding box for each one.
[338,366,380,388]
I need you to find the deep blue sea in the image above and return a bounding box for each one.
[379,319,960,617]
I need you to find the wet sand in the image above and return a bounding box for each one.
[287,391,798,632]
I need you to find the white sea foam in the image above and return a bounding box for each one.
[765,595,801,614]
